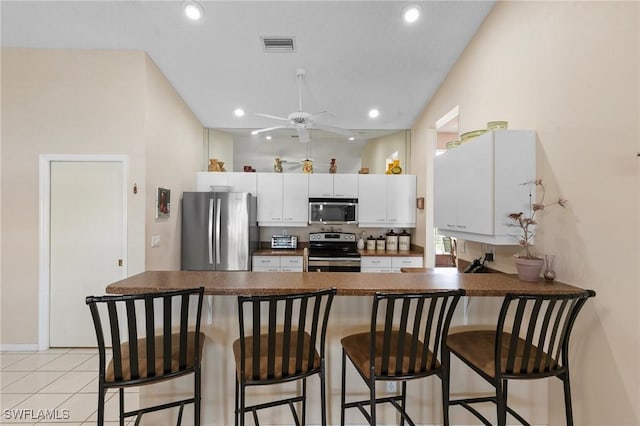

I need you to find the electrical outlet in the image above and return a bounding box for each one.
[485,245,495,261]
[151,235,160,248]
[386,381,397,392]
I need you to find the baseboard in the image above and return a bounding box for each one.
[0,343,39,352]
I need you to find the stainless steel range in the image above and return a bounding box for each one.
[308,232,361,272]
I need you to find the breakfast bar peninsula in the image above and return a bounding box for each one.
[105,269,587,425]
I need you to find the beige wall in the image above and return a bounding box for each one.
[361,130,410,174]
[144,55,203,270]
[411,2,639,425]
[1,49,202,345]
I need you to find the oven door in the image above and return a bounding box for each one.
[307,257,361,272]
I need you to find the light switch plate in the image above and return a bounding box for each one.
[151,235,160,248]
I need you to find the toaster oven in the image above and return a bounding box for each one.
[271,235,298,249]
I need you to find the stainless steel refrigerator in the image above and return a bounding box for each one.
[181,192,258,271]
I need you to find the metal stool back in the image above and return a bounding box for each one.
[86,287,205,425]
[340,290,462,426]
[234,288,336,426]
[445,290,596,426]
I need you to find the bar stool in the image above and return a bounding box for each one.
[340,290,462,425]
[444,290,596,426]
[233,288,336,426]
[86,287,205,425]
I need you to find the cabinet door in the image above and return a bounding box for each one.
[252,256,280,272]
[228,172,258,195]
[434,150,459,231]
[387,175,416,227]
[455,134,494,235]
[257,173,283,223]
[391,256,423,272]
[280,256,303,272]
[333,174,358,198]
[283,174,309,225]
[308,174,334,197]
[195,172,228,191]
[358,175,387,226]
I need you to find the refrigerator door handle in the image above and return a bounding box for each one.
[208,198,214,265]
[215,198,222,264]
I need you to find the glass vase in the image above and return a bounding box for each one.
[543,254,556,281]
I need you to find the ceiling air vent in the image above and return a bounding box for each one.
[261,37,295,53]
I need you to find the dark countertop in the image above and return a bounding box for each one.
[359,249,423,257]
[106,269,587,297]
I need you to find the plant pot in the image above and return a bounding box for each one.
[514,257,544,282]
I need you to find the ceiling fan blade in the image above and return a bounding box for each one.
[307,111,333,121]
[255,113,290,122]
[310,122,353,138]
[251,125,288,136]
[297,126,311,143]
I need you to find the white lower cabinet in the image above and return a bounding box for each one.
[361,256,423,273]
[252,255,303,272]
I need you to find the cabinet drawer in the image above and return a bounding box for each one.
[361,257,392,268]
[253,256,279,268]
[281,256,303,267]
[361,267,392,273]
[391,257,424,268]
[280,266,303,272]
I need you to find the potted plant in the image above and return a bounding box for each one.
[508,179,567,282]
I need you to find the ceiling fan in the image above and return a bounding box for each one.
[251,68,353,143]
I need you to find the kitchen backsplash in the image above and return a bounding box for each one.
[259,224,414,242]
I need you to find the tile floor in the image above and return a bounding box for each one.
[0,348,138,425]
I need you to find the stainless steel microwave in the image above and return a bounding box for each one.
[308,198,358,224]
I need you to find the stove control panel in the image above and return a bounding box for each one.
[309,232,356,242]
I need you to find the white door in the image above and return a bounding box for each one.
[49,161,125,347]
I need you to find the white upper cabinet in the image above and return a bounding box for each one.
[434,129,536,244]
[358,174,416,227]
[195,172,257,194]
[309,174,358,198]
[358,175,388,225]
[386,175,417,226]
[257,173,308,226]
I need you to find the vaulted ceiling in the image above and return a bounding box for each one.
[1,0,494,142]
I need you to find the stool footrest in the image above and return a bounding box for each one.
[450,396,531,426]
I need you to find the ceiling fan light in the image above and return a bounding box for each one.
[403,5,421,24]
[234,108,245,117]
[368,109,380,119]
[183,1,204,20]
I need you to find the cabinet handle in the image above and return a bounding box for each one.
[457,225,467,229]
[447,224,456,228]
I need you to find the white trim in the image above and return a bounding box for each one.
[39,154,128,350]
[0,344,40,352]
[435,105,459,130]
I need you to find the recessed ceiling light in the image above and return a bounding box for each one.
[266,135,272,140]
[234,108,245,117]
[368,109,380,119]
[348,137,355,141]
[403,5,421,24]
[184,1,204,21]
[250,130,259,136]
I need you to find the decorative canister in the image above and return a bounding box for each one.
[399,229,411,251]
[385,230,398,251]
[376,235,386,251]
[367,236,376,251]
